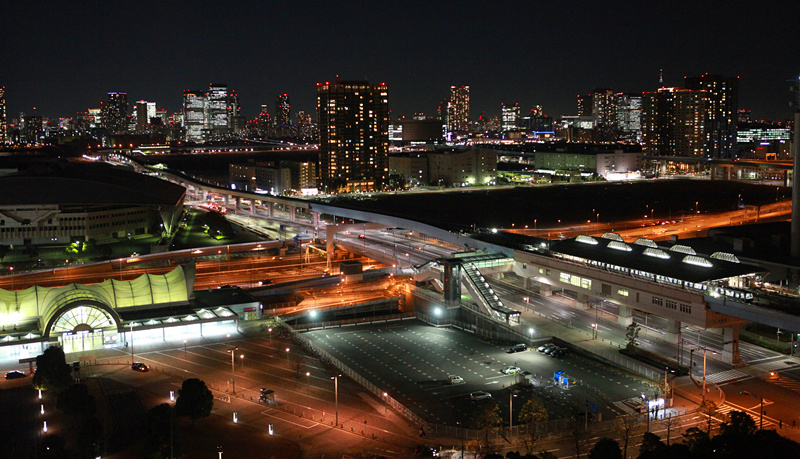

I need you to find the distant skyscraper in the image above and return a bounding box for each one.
[227,91,245,133]
[317,80,389,191]
[641,87,707,157]
[615,93,642,142]
[256,105,273,137]
[183,89,206,142]
[102,92,128,132]
[501,103,520,132]
[0,86,6,144]
[206,83,229,136]
[684,74,738,159]
[448,85,470,132]
[135,100,157,131]
[276,94,291,126]
[591,88,617,141]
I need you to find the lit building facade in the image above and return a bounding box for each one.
[448,85,470,132]
[276,94,291,126]
[684,74,738,159]
[183,89,206,142]
[501,103,520,132]
[135,100,157,131]
[641,87,707,157]
[427,148,497,186]
[0,86,6,144]
[615,93,642,142]
[102,92,128,133]
[317,80,389,191]
[206,83,229,137]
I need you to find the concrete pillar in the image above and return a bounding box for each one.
[665,319,681,345]
[249,200,255,214]
[539,284,552,297]
[289,205,296,222]
[618,305,633,326]
[722,326,741,365]
[223,194,229,206]
[576,293,591,310]
[312,212,320,228]
[234,196,240,210]
[267,202,274,218]
[523,276,532,290]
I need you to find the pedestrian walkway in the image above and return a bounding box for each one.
[716,403,778,430]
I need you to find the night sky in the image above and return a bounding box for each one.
[1,1,797,122]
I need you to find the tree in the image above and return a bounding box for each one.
[588,437,622,459]
[638,431,664,456]
[698,400,718,434]
[682,427,712,457]
[146,403,182,459]
[660,414,681,446]
[625,322,641,351]
[474,402,503,453]
[57,383,96,418]
[571,415,590,459]
[0,244,10,264]
[32,346,73,393]
[175,378,213,421]
[518,398,549,454]
[614,413,641,458]
[719,410,756,437]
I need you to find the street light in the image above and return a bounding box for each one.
[509,389,518,429]
[286,347,290,361]
[183,340,187,358]
[240,354,244,371]
[130,323,135,365]
[227,346,239,395]
[331,374,342,427]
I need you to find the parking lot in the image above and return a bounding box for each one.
[304,320,655,428]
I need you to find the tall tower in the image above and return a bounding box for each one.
[205,83,229,137]
[684,74,739,159]
[317,80,389,191]
[102,92,128,132]
[641,87,707,157]
[276,94,291,126]
[501,103,520,131]
[183,89,206,142]
[135,100,156,131]
[0,86,6,144]
[448,85,470,132]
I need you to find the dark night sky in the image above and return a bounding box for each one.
[1,1,797,122]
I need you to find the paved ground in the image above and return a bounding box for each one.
[304,320,655,428]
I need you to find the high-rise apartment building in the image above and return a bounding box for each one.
[227,91,245,133]
[276,94,291,126]
[641,87,707,157]
[0,86,6,144]
[577,89,618,141]
[684,74,738,159]
[501,103,520,132]
[135,100,157,131]
[102,92,128,132]
[317,80,389,191]
[448,85,470,132]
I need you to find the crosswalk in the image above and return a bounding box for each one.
[715,403,777,429]
[768,376,800,394]
[749,359,800,373]
[703,369,749,384]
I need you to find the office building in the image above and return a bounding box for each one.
[615,93,642,142]
[448,85,470,132]
[276,94,291,126]
[183,89,206,142]
[0,86,6,144]
[102,92,128,132]
[317,80,389,191]
[135,100,157,131]
[206,83,229,137]
[684,74,738,158]
[501,103,520,132]
[427,148,497,186]
[227,91,245,133]
[641,87,707,157]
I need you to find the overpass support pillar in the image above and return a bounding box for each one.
[539,284,552,297]
[618,305,633,327]
[224,194,230,207]
[311,212,320,228]
[665,319,681,344]
[576,293,591,310]
[267,202,274,218]
[249,200,255,214]
[234,196,240,210]
[289,205,296,222]
[522,276,532,290]
[722,326,741,365]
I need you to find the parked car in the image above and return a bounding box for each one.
[448,375,465,385]
[544,345,560,355]
[131,362,149,372]
[550,348,568,358]
[258,279,274,285]
[507,343,527,353]
[5,370,26,379]
[501,366,522,375]
[537,343,556,353]
[470,391,492,401]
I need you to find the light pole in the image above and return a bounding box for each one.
[593,305,599,339]
[183,340,187,358]
[130,323,134,364]
[240,354,244,371]
[285,347,290,361]
[509,389,518,430]
[227,346,238,395]
[331,374,342,427]
[9,266,13,291]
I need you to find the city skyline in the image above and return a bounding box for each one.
[0,1,796,122]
